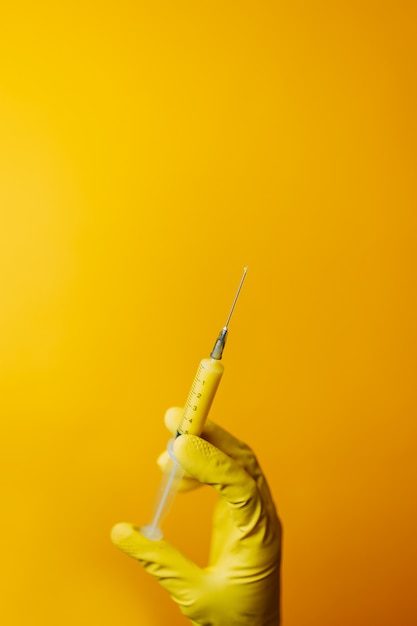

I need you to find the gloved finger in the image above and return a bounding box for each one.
[157,450,200,492]
[173,435,266,534]
[160,408,201,491]
[202,420,278,521]
[164,406,183,434]
[165,407,277,520]
[111,522,201,602]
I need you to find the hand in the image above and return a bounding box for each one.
[111,408,282,626]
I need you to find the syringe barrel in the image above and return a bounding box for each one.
[176,358,224,436]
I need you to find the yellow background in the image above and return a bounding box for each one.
[1,1,416,624]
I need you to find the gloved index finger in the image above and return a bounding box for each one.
[164,407,277,519]
[173,434,267,536]
[202,419,278,520]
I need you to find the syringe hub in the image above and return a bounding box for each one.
[210,327,228,360]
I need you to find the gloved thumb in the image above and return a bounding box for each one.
[111,523,201,605]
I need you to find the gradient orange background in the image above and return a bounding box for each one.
[1,1,416,624]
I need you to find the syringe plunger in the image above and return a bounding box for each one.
[141,440,184,541]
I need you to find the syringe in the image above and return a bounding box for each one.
[141,267,248,541]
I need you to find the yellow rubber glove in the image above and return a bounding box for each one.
[111,408,281,626]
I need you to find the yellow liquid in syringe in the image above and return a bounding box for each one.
[177,358,224,436]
